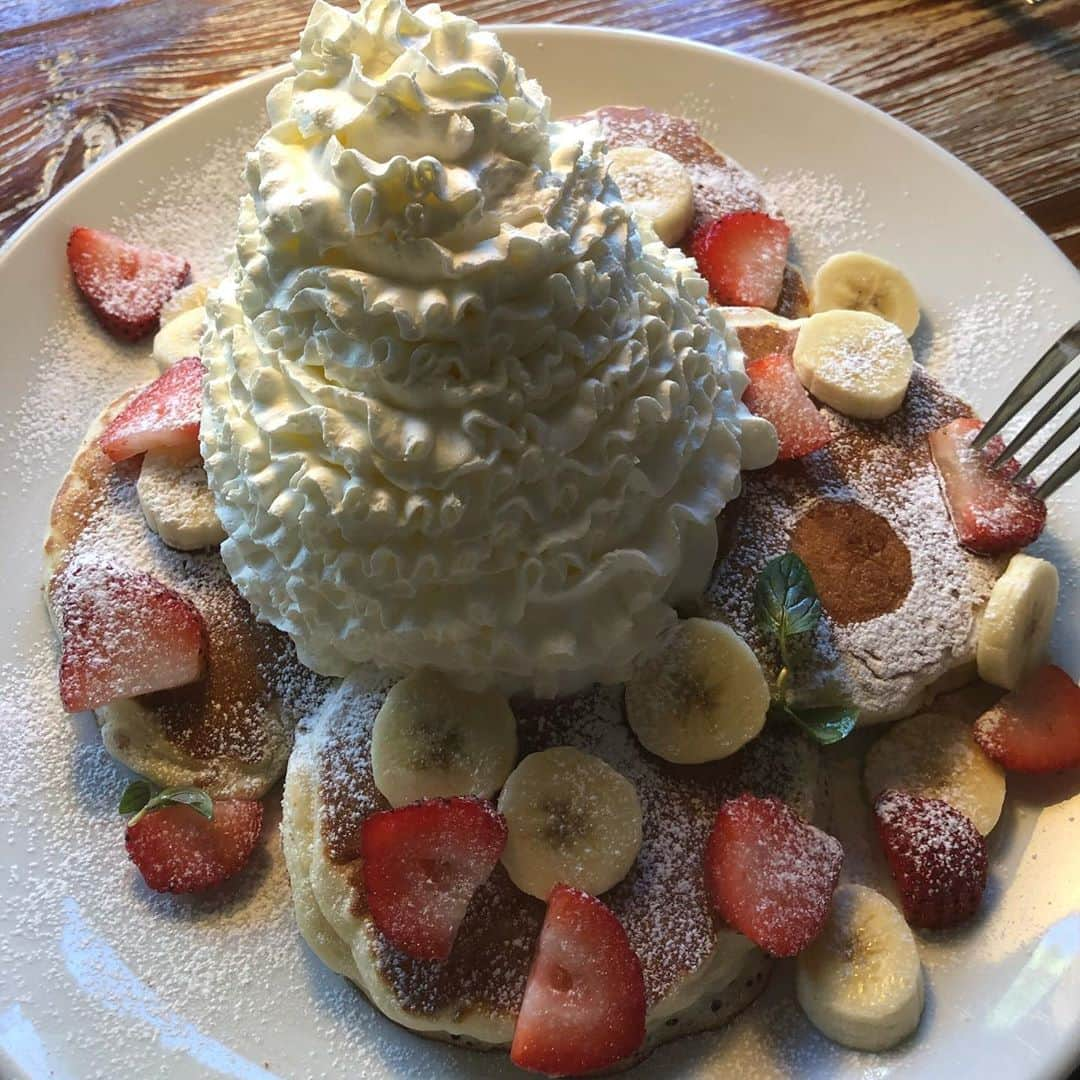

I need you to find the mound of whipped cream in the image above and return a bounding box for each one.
[201,0,776,696]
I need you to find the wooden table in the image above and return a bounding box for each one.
[1,0,1077,266]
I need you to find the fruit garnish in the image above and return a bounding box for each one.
[52,562,206,713]
[359,797,507,962]
[497,747,643,898]
[973,664,1080,773]
[753,553,859,744]
[690,210,790,309]
[743,352,833,460]
[510,884,646,1076]
[864,710,1005,836]
[605,145,694,246]
[811,251,921,338]
[873,789,988,929]
[99,356,205,463]
[67,226,189,342]
[929,417,1047,555]
[120,781,262,894]
[705,793,843,957]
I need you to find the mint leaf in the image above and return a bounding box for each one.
[118,780,154,816]
[754,554,822,653]
[151,786,214,821]
[789,704,858,745]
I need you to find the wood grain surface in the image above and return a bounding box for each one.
[0,0,1077,265]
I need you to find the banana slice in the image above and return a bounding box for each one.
[605,146,695,247]
[137,449,227,551]
[370,670,518,808]
[793,310,913,420]
[797,884,924,1051]
[864,710,1005,835]
[811,252,921,338]
[625,618,769,764]
[153,307,206,371]
[977,554,1059,690]
[497,747,642,899]
[160,280,209,324]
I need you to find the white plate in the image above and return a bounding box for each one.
[2,23,1079,1080]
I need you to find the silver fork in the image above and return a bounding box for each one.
[971,319,1080,499]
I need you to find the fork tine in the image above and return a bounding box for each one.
[1015,401,1080,481]
[972,321,1080,451]
[1035,442,1080,500]
[994,366,1080,467]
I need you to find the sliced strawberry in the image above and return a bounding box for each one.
[690,211,791,309]
[125,798,262,893]
[874,789,988,929]
[705,793,842,957]
[360,797,506,962]
[67,226,189,341]
[511,884,646,1076]
[52,562,206,712]
[973,664,1080,773]
[929,417,1046,555]
[743,352,833,459]
[98,357,204,462]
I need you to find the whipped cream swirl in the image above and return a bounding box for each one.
[201,0,774,695]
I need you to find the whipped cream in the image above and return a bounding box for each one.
[201,0,775,695]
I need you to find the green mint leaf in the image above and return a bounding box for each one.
[754,554,822,652]
[150,786,214,821]
[789,705,859,746]
[118,780,155,816]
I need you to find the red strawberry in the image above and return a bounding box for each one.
[98,357,204,462]
[705,793,842,957]
[52,562,206,712]
[126,799,262,893]
[360,797,507,962]
[929,417,1046,555]
[874,789,988,929]
[511,884,646,1076]
[973,664,1080,773]
[743,352,833,459]
[690,211,791,309]
[67,227,189,341]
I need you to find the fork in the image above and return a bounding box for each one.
[971,319,1080,499]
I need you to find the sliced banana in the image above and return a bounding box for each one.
[797,884,924,1051]
[605,146,695,247]
[370,669,518,808]
[160,280,209,324]
[137,448,226,551]
[153,307,206,371]
[625,618,769,764]
[977,553,1059,690]
[864,710,1005,835]
[497,747,642,899]
[812,252,921,338]
[793,310,914,420]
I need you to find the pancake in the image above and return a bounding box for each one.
[705,309,1005,724]
[573,105,810,319]
[44,391,327,798]
[283,676,826,1062]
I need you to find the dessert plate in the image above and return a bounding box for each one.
[2,23,1079,1080]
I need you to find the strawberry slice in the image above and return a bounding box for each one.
[705,793,842,957]
[126,798,262,893]
[52,562,206,712]
[874,789,988,929]
[511,884,646,1076]
[973,664,1080,773]
[360,797,507,962]
[928,417,1046,555]
[743,352,833,459]
[98,357,204,462]
[690,210,791,309]
[67,227,189,341]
